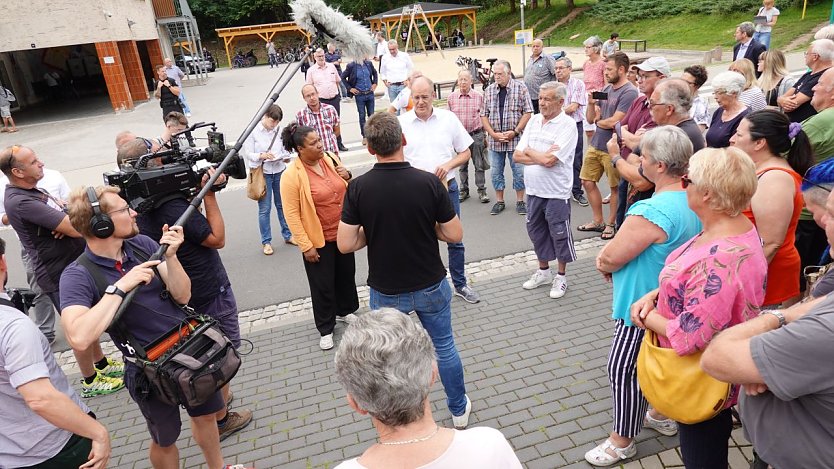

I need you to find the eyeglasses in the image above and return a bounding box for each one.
[107,205,133,216]
[803,163,834,193]
[648,101,670,107]
[681,175,693,189]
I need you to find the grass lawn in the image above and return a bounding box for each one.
[476,1,831,51]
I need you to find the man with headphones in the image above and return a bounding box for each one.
[58,185,246,469]
[116,138,253,441]
[0,145,125,398]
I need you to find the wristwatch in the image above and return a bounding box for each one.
[105,285,127,299]
[760,310,786,328]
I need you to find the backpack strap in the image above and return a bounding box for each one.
[0,298,19,311]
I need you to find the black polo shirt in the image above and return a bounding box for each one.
[341,162,456,294]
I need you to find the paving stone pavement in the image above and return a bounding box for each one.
[71,237,756,468]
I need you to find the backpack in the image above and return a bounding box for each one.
[75,243,241,408]
[2,87,15,102]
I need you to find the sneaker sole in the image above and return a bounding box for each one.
[549,289,567,299]
[522,281,552,290]
[644,421,678,436]
[81,384,125,398]
[454,291,480,304]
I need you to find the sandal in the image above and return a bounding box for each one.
[577,221,606,232]
[601,223,616,240]
[584,438,636,467]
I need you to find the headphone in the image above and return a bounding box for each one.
[86,187,115,239]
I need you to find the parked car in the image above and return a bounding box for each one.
[175,54,215,73]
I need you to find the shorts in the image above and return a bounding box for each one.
[526,196,577,263]
[125,363,224,447]
[0,106,10,118]
[193,285,241,348]
[580,147,620,188]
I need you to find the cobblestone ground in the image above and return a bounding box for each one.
[71,238,755,468]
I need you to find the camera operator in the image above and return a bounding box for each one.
[59,185,239,468]
[117,138,253,441]
[155,111,191,149]
[0,145,125,398]
[153,64,183,122]
[0,236,111,469]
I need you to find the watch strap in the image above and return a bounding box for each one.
[760,310,786,328]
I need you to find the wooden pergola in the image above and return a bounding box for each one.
[215,21,312,67]
[365,3,480,44]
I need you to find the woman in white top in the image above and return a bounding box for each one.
[730,59,767,112]
[334,310,523,469]
[752,0,780,50]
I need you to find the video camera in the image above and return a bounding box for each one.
[104,122,247,213]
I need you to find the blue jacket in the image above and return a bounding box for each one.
[341,60,378,95]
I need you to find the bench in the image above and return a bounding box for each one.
[618,39,647,53]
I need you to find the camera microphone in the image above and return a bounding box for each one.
[291,0,374,59]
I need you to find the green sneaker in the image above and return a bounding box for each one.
[81,373,125,398]
[95,357,124,378]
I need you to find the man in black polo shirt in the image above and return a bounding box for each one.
[337,112,473,429]
[1,145,124,398]
[153,65,183,122]
[116,139,253,441]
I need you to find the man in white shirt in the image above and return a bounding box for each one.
[380,40,414,105]
[374,33,387,63]
[513,82,578,300]
[398,76,481,304]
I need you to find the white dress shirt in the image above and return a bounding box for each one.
[398,108,473,181]
[380,51,413,83]
[242,122,291,175]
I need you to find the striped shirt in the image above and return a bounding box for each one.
[562,76,587,123]
[481,79,534,152]
[447,88,484,133]
[296,103,340,154]
[524,54,557,100]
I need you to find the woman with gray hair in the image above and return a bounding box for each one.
[583,36,606,140]
[706,71,751,148]
[588,127,702,466]
[333,309,522,469]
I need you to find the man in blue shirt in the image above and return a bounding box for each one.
[342,56,378,145]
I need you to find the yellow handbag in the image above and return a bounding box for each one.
[636,329,731,424]
[246,164,266,201]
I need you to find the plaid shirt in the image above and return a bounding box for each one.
[562,76,587,123]
[296,103,339,154]
[447,88,484,133]
[481,79,533,151]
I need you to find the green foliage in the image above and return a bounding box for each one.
[590,0,828,24]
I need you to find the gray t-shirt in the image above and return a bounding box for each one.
[740,293,834,468]
[0,297,88,466]
[590,82,638,151]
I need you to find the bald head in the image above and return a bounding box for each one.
[115,131,137,149]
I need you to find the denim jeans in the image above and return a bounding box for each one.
[354,93,375,137]
[388,83,406,114]
[446,179,467,289]
[258,171,292,244]
[572,121,585,197]
[752,31,771,50]
[178,89,191,115]
[489,150,525,192]
[369,279,468,416]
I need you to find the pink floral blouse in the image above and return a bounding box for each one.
[656,227,767,356]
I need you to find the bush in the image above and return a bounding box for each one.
[591,0,823,24]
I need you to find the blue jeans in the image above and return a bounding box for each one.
[446,179,466,289]
[489,150,525,192]
[388,83,406,113]
[355,93,375,137]
[369,280,468,416]
[178,89,191,115]
[752,31,771,50]
[258,171,292,244]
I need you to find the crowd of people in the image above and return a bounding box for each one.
[4,3,834,467]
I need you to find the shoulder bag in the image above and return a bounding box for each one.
[247,129,281,201]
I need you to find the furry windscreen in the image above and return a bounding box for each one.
[291,0,375,60]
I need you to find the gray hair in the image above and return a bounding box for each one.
[640,126,693,178]
[737,22,755,38]
[388,39,398,47]
[495,60,512,73]
[811,39,834,62]
[815,25,834,41]
[556,57,573,69]
[656,79,692,115]
[711,71,746,96]
[365,112,403,157]
[334,309,435,427]
[583,35,602,53]
[117,138,149,167]
[539,81,567,100]
[803,185,834,207]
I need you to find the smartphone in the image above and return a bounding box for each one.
[592,91,609,101]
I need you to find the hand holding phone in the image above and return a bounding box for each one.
[592,91,609,101]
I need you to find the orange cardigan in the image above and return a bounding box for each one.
[279,153,348,253]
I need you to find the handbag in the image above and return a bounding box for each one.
[247,164,266,201]
[636,329,731,424]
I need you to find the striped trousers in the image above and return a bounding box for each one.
[607,319,649,438]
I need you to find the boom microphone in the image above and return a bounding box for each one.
[291,0,375,59]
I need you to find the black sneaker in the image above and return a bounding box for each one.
[516,201,527,215]
[490,201,505,215]
[572,193,589,207]
[459,190,470,202]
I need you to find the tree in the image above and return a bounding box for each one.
[565,0,575,8]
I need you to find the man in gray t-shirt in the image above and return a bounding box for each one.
[701,292,834,469]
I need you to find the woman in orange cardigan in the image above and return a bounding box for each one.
[280,123,358,350]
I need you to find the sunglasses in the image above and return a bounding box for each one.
[803,163,834,193]
[681,175,693,189]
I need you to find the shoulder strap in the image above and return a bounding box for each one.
[0,298,19,311]
[325,151,339,168]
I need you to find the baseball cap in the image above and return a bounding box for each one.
[636,57,671,78]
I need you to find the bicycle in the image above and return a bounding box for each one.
[451,56,497,92]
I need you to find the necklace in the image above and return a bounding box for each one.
[378,426,440,446]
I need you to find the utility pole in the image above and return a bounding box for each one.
[520,0,526,70]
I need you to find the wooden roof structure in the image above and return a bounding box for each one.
[215,22,311,67]
[365,3,480,43]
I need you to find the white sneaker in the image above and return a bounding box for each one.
[522,269,553,290]
[550,274,567,299]
[336,313,358,325]
[319,333,334,350]
[451,395,472,429]
[643,411,678,436]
